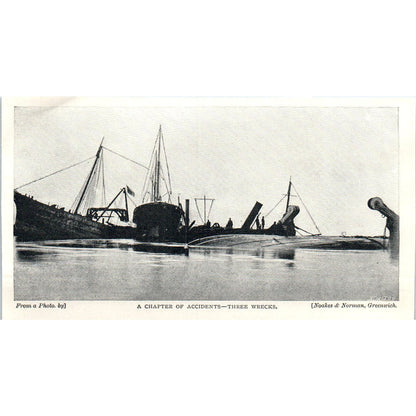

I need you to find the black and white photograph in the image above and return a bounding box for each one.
[2,3,416,416]
[2,97,414,318]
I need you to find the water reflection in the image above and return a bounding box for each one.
[196,246,296,261]
[275,249,295,260]
[132,243,189,256]
[16,249,53,262]
[14,240,398,301]
[19,239,190,256]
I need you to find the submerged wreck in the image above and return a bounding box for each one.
[185,179,308,242]
[14,127,397,254]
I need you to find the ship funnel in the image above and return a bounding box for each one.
[276,205,300,236]
[242,201,263,231]
[280,205,300,224]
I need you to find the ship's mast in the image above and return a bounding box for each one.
[74,137,104,215]
[204,195,206,223]
[194,196,215,224]
[155,125,162,202]
[285,176,292,212]
[142,125,173,204]
[151,126,162,202]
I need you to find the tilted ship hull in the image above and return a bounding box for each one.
[14,191,135,241]
[188,233,385,251]
[14,127,182,243]
[13,137,137,242]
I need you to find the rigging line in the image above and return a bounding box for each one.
[74,145,104,215]
[71,170,90,213]
[89,156,100,209]
[101,150,106,206]
[291,182,321,235]
[295,227,305,236]
[263,195,287,218]
[15,156,95,190]
[141,142,158,202]
[88,161,99,207]
[141,173,150,202]
[294,225,315,235]
[93,158,102,206]
[102,146,149,170]
[160,130,172,194]
[99,154,105,205]
[207,199,215,219]
[158,178,172,203]
[86,149,104,212]
[148,131,160,201]
[194,199,205,223]
[159,167,172,198]
[158,164,172,203]
[126,194,137,207]
[100,154,106,206]
[142,166,155,203]
[92,155,99,207]
[71,160,95,212]
[83,169,96,213]
[140,190,150,204]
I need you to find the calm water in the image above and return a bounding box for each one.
[14,239,399,301]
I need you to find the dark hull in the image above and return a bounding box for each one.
[186,204,300,242]
[133,202,183,241]
[14,191,135,241]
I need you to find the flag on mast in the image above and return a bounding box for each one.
[126,185,135,197]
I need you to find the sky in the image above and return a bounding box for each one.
[14,105,399,236]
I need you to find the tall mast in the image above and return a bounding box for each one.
[153,125,162,202]
[74,137,104,215]
[285,176,292,212]
[204,195,206,223]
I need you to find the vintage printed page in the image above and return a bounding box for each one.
[2,97,414,319]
